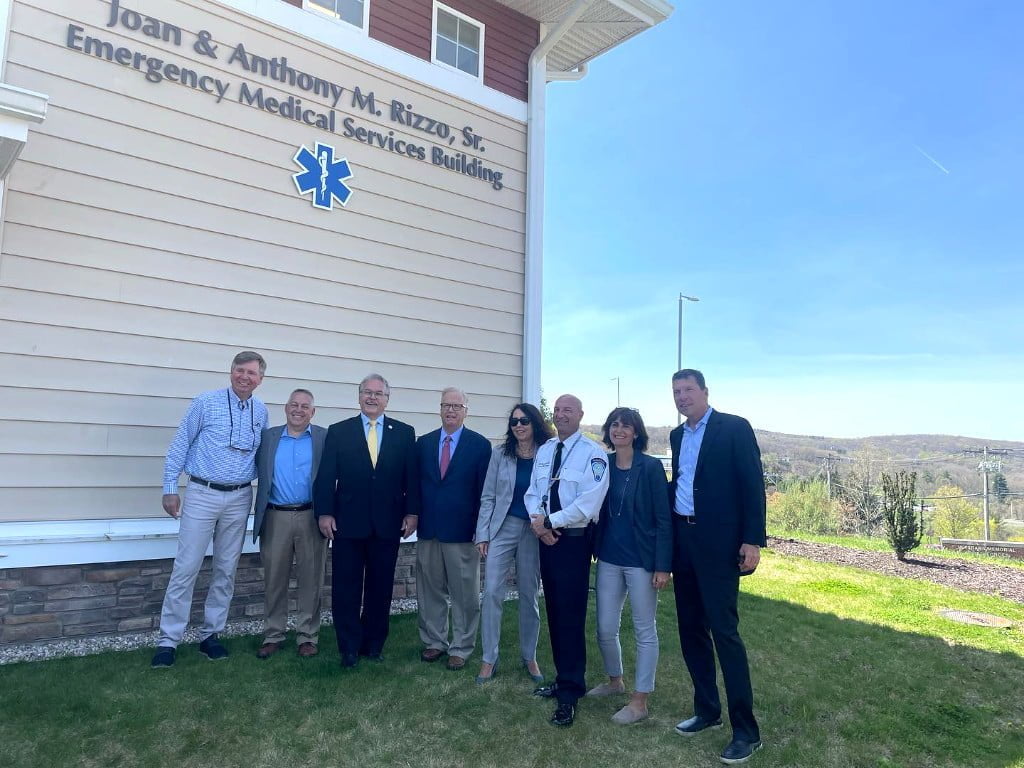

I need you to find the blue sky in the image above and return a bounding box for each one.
[540,0,1024,439]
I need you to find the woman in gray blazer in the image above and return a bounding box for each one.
[475,402,553,684]
[587,407,672,724]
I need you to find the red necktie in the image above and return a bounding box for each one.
[440,436,452,479]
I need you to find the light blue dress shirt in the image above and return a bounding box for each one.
[162,388,269,494]
[674,406,714,518]
[268,425,313,505]
[437,425,464,468]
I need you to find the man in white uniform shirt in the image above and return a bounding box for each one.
[526,394,610,727]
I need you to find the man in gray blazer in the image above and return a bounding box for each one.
[253,388,328,659]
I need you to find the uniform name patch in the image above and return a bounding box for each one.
[591,457,607,482]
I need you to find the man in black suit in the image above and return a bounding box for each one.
[668,369,766,765]
[414,386,491,670]
[313,374,420,668]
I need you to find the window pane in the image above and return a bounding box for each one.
[308,0,336,15]
[338,0,364,26]
[437,10,459,42]
[436,36,458,68]
[458,20,479,51]
[457,46,479,76]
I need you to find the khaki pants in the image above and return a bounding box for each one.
[260,508,327,645]
[416,539,480,658]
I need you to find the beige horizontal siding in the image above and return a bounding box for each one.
[0,0,529,524]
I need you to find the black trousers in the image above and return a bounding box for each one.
[538,532,592,706]
[331,535,400,656]
[672,518,759,742]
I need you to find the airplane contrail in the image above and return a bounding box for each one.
[913,144,950,175]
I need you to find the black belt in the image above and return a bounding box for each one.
[674,514,697,526]
[267,502,312,511]
[189,476,252,492]
[558,524,594,537]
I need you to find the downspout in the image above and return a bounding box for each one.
[522,0,596,403]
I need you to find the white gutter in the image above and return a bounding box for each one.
[522,0,597,403]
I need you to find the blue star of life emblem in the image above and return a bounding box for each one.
[292,142,353,210]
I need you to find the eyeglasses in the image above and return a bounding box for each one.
[441,403,466,411]
[508,417,531,427]
[360,389,388,399]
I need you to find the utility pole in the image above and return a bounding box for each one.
[964,446,1010,541]
[610,376,620,407]
[818,455,836,497]
[676,293,699,425]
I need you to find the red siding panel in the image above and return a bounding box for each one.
[369,0,538,102]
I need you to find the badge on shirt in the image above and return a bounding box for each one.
[591,457,607,482]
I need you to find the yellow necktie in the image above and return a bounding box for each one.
[367,419,378,467]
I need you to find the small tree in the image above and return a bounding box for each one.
[993,473,1010,504]
[882,470,922,560]
[931,484,981,539]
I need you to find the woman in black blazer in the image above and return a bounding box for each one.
[587,407,672,724]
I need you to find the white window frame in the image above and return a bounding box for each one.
[431,2,485,82]
[303,0,371,34]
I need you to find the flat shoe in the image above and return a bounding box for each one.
[446,655,467,671]
[421,648,445,663]
[257,642,282,659]
[611,705,649,725]
[586,682,626,697]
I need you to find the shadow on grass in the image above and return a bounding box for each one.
[0,587,1022,768]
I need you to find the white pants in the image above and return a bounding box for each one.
[595,560,660,693]
[157,482,252,647]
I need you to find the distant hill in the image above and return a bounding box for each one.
[583,425,1024,502]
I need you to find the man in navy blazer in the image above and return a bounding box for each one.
[414,386,491,670]
[313,374,420,668]
[668,369,767,765]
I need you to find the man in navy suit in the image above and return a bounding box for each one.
[668,369,766,765]
[415,387,491,670]
[313,374,420,668]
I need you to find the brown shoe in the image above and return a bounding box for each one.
[297,642,318,658]
[421,648,445,663]
[446,655,466,671]
[256,642,281,660]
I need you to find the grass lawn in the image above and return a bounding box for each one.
[770,529,1024,570]
[2,551,1022,768]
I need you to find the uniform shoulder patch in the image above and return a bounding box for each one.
[590,457,607,482]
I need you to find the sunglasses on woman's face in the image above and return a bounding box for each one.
[509,417,531,427]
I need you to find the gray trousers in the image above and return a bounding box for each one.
[260,508,327,645]
[595,559,660,693]
[480,515,541,666]
[416,538,481,658]
[158,482,252,647]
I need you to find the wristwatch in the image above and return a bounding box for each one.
[543,515,553,530]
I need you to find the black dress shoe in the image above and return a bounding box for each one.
[720,738,763,764]
[532,683,558,698]
[341,653,359,668]
[361,652,384,662]
[550,703,576,727]
[674,714,724,736]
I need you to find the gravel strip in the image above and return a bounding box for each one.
[0,592,525,666]
[769,537,1024,605]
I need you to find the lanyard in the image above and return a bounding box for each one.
[541,433,581,511]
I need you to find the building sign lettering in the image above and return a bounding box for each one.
[62,0,504,191]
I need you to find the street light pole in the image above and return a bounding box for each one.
[676,293,700,424]
[610,377,621,407]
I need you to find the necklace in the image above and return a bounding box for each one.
[516,442,536,459]
[612,460,635,517]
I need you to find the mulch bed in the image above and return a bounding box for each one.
[768,537,1024,605]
